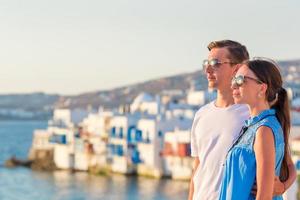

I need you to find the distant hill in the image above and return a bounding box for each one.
[55,70,206,109]
[0,92,59,110]
[0,59,299,119]
[0,92,59,120]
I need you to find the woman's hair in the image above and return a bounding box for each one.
[245,58,291,181]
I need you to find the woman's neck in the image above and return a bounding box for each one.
[248,101,270,117]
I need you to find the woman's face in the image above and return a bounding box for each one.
[231,65,264,105]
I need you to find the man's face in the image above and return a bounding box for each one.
[205,47,236,90]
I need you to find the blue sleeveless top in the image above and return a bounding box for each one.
[219,109,285,200]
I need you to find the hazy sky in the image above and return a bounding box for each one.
[1,0,299,95]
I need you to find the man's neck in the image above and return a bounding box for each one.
[215,89,235,108]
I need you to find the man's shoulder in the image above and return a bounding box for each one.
[229,104,249,114]
[194,101,215,117]
[194,103,249,119]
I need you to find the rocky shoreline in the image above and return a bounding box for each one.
[5,149,57,171]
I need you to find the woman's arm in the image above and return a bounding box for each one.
[254,126,276,200]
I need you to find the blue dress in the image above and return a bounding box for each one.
[219,109,285,200]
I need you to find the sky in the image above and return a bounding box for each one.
[0,0,299,95]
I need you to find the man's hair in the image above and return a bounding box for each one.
[207,40,249,64]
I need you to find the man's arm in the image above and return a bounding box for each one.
[188,157,200,200]
[273,151,297,195]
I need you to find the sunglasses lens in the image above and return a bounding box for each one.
[236,76,244,86]
[203,59,220,71]
[210,59,218,67]
[232,76,245,87]
[203,60,209,68]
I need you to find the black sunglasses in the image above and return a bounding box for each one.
[231,75,264,87]
[202,58,237,71]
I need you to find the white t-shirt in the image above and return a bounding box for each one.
[191,101,249,200]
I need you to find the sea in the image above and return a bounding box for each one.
[0,121,189,200]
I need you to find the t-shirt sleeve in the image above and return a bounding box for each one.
[190,112,200,157]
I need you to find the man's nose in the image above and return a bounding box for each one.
[205,65,214,73]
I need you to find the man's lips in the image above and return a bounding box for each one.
[207,76,216,81]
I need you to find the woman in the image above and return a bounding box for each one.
[219,58,291,200]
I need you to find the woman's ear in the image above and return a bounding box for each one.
[260,83,268,97]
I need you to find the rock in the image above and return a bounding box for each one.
[29,149,57,171]
[4,156,32,168]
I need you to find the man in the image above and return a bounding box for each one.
[188,40,296,200]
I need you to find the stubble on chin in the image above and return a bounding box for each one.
[208,81,217,89]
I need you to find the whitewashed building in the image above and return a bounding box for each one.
[162,129,193,180]
[130,93,161,115]
[108,114,139,174]
[49,108,91,128]
[49,127,75,169]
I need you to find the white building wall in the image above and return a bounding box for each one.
[137,119,156,141]
[136,118,164,171]
[32,129,53,150]
[137,143,155,166]
[111,116,129,131]
[165,130,190,143]
[89,137,106,155]
[53,109,71,124]
[111,156,131,173]
[54,144,73,169]
[163,129,192,179]
[74,152,89,171]
[187,91,205,106]
[140,102,159,115]
[81,114,109,137]
[48,127,74,146]
[110,115,139,138]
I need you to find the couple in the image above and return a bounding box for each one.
[189,40,296,200]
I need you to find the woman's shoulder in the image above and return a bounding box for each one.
[256,115,281,131]
[254,116,284,144]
